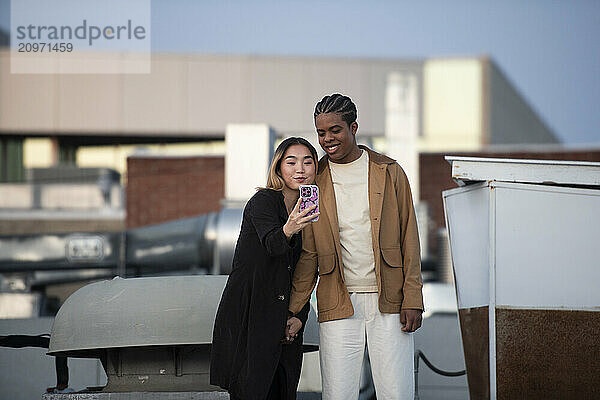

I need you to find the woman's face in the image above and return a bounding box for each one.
[279,144,316,191]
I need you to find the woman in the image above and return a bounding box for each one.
[210,137,319,400]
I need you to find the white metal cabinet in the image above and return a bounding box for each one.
[443,156,600,400]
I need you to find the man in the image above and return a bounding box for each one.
[288,93,423,399]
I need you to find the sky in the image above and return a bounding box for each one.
[1,0,599,145]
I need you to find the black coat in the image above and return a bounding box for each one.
[210,189,310,400]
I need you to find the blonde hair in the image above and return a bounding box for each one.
[264,137,318,191]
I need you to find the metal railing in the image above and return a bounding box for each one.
[414,349,466,400]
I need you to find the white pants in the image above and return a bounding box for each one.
[319,292,414,400]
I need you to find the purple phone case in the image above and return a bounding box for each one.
[299,185,319,222]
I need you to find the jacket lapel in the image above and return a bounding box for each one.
[368,158,386,248]
[363,146,393,250]
[317,159,344,262]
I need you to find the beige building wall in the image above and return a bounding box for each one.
[76,142,226,179]
[0,49,422,137]
[0,57,58,133]
[23,138,55,168]
[421,58,484,151]
[2,50,558,176]
[420,57,558,152]
[23,138,225,180]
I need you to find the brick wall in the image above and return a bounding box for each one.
[420,149,600,230]
[419,153,458,232]
[126,156,225,228]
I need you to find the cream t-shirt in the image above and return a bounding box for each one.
[328,150,377,292]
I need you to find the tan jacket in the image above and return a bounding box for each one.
[289,146,424,322]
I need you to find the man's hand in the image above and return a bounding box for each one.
[400,309,422,333]
[283,316,303,343]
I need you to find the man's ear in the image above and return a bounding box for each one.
[350,121,358,135]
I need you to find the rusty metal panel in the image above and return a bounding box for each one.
[496,308,600,399]
[458,306,489,400]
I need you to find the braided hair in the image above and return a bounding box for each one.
[314,94,357,127]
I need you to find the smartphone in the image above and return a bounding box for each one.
[299,184,319,222]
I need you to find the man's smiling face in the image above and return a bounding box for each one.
[315,113,360,164]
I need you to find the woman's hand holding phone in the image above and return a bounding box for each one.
[283,198,320,239]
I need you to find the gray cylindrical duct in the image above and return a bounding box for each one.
[437,227,454,284]
[414,202,430,261]
[212,202,244,275]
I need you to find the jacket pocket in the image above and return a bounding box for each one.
[317,253,336,275]
[380,247,404,304]
[316,253,339,312]
[316,274,339,313]
[381,246,403,267]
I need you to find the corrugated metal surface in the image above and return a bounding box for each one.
[48,275,320,357]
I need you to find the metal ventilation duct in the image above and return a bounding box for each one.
[48,275,319,392]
